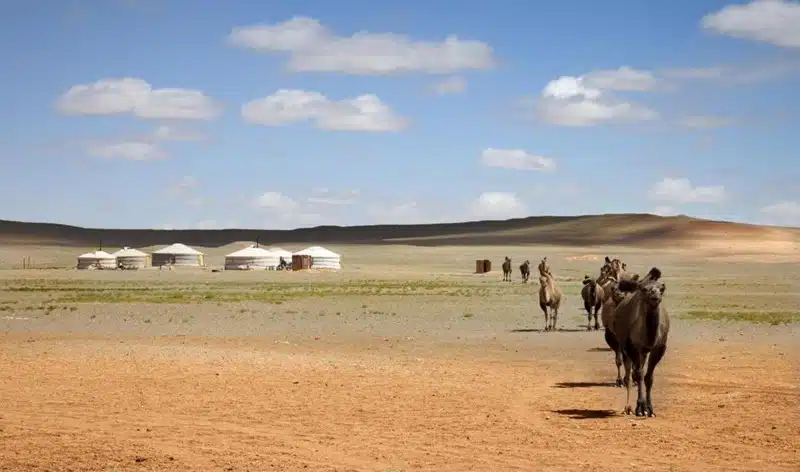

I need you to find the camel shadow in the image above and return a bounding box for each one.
[587,347,612,352]
[552,409,617,420]
[509,328,589,333]
[553,381,617,389]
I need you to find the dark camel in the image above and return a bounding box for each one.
[613,267,670,417]
[502,257,512,282]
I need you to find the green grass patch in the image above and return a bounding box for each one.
[683,310,800,325]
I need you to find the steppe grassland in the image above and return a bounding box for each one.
[1,243,798,326]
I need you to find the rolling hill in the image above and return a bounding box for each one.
[1,214,797,249]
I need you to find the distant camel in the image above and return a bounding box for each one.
[538,259,563,331]
[502,257,512,282]
[613,267,670,417]
[519,260,531,283]
[597,257,629,303]
[538,257,552,278]
[581,275,604,331]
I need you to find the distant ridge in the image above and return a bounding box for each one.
[0,214,797,248]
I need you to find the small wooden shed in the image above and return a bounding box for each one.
[292,254,313,270]
[475,259,492,273]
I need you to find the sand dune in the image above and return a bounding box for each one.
[1,214,798,249]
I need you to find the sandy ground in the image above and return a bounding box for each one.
[1,244,799,471]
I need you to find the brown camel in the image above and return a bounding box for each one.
[502,257,512,282]
[537,259,563,331]
[538,257,551,278]
[600,277,628,386]
[581,275,605,331]
[519,260,531,283]
[613,267,670,417]
[596,257,631,303]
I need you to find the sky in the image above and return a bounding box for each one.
[1,0,798,230]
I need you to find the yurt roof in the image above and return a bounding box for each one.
[226,245,275,258]
[153,243,203,255]
[267,247,293,256]
[78,250,116,259]
[295,245,340,257]
[113,247,148,257]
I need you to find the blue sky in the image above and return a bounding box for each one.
[1,0,798,229]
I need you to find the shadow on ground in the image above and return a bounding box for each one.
[553,381,617,389]
[587,347,612,352]
[510,328,587,333]
[552,409,617,420]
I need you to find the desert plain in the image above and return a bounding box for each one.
[0,217,799,472]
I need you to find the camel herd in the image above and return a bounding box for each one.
[500,255,670,418]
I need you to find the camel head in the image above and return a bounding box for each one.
[617,267,665,306]
[604,256,611,264]
[583,275,591,285]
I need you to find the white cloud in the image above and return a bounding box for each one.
[582,66,658,92]
[193,219,219,230]
[254,191,298,211]
[242,89,408,132]
[470,192,527,219]
[86,141,166,161]
[481,148,556,171]
[151,124,204,141]
[56,78,221,120]
[227,16,496,75]
[307,188,359,205]
[647,177,727,204]
[652,205,679,216]
[167,175,203,207]
[532,67,659,126]
[431,75,467,95]
[760,201,800,226]
[77,124,204,162]
[660,67,726,80]
[679,115,735,129]
[367,201,424,224]
[702,0,800,49]
[171,175,199,194]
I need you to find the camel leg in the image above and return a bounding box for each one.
[621,350,633,415]
[540,304,549,331]
[593,304,601,330]
[644,344,666,417]
[551,306,558,331]
[633,352,648,417]
[584,301,593,331]
[604,329,623,387]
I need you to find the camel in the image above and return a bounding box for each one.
[502,257,512,282]
[519,260,531,283]
[600,279,628,386]
[612,267,670,417]
[581,275,604,331]
[537,257,552,278]
[537,259,563,331]
[596,257,630,303]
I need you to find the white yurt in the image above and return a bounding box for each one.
[294,245,342,270]
[224,245,279,270]
[113,247,150,269]
[268,247,294,267]
[151,243,204,267]
[76,250,117,270]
